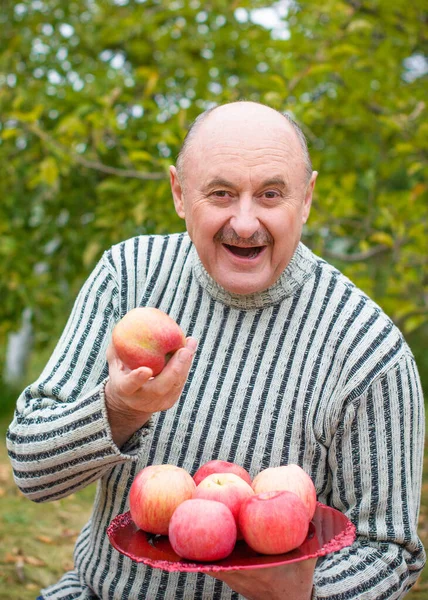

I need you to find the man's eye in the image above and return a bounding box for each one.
[212,190,229,198]
[263,191,279,199]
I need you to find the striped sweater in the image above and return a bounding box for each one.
[7,233,425,599]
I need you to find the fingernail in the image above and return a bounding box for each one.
[186,338,198,353]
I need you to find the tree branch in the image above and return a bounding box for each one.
[342,0,379,16]
[24,123,167,181]
[323,244,390,262]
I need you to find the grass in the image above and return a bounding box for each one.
[0,418,96,599]
[0,414,427,599]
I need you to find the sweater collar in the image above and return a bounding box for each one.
[191,241,318,309]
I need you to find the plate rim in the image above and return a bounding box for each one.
[107,501,356,573]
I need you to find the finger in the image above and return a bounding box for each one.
[120,366,153,395]
[185,337,198,353]
[174,347,195,379]
[166,343,195,373]
[106,342,131,374]
[106,342,117,363]
[166,348,193,390]
[145,346,193,397]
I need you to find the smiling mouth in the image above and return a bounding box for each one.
[223,244,264,259]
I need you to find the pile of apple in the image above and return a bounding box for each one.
[129,459,317,562]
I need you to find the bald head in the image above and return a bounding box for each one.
[176,101,313,186]
[169,100,317,295]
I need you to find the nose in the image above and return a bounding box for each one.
[229,196,260,240]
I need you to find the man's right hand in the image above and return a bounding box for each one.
[104,337,198,448]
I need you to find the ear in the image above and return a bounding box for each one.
[170,166,185,219]
[302,171,317,224]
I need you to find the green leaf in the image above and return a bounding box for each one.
[369,232,394,248]
[39,157,59,187]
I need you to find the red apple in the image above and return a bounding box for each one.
[239,490,309,555]
[129,464,195,535]
[251,464,317,520]
[112,307,186,375]
[169,499,237,561]
[193,473,254,538]
[193,459,252,486]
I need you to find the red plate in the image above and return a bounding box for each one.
[107,502,356,573]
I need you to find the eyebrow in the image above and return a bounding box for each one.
[204,176,288,189]
[204,177,236,189]
[260,177,288,188]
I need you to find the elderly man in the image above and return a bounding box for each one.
[7,101,425,599]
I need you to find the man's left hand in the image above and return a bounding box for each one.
[207,558,316,600]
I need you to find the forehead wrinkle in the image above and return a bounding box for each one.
[200,146,294,182]
[199,148,297,169]
[197,139,293,172]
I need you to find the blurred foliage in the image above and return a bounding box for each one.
[0,0,427,381]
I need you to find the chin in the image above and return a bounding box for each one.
[221,277,270,296]
[203,254,277,295]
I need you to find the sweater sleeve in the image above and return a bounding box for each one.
[313,352,426,599]
[6,252,152,503]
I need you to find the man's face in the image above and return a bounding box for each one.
[170,105,317,295]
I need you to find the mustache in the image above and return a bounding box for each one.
[214,227,273,246]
